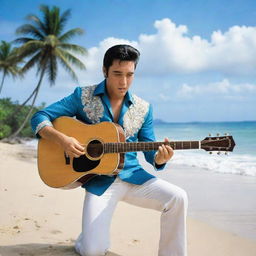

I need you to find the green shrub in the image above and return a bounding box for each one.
[0,98,45,139]
[0,124,11,138]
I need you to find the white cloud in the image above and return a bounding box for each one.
[138,19,210,74]
[176,79,256,98]
[79,18,256,79]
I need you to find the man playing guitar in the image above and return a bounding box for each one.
[31,44,188,256]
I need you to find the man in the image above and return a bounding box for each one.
[31,44,188,256]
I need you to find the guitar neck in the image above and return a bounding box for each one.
[104,141,200,153]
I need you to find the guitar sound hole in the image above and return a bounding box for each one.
[73,155,100,172]
[87,140,104,159]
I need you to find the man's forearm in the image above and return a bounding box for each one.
[38,126,67,147]
[38,126,85,158]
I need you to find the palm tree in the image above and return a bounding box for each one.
[0,40,22,94]
[9,5,87,138]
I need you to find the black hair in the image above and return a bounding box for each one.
[103,44,140,74]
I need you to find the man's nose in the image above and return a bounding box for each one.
[119,76,127,86]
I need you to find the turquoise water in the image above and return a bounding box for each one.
[154,121,256,176]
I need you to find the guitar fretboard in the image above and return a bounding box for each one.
[104,141,200,153]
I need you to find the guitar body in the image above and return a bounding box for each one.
[38,117,125,189]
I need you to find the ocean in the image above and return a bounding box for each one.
[154,121,256,177]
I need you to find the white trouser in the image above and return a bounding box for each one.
[75,177,188,256]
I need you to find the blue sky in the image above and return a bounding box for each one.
[1,0,256,122]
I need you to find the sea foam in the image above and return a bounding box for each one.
[172,151,256,176]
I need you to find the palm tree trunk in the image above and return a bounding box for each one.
[8,69,45,139]
[0,71,6,94]
[20,86,38,107]
[14,82,40,115]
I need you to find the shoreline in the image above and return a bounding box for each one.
[0,141,256,256]
[166,166,256,240]
[139,153,256,241]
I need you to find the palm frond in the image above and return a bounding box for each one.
[0,41,23,82]
[56,48,86,70]
[17,40,44,59]
[16,24,44,40]
[59,9,71,35]
[7,65,23,79]
[49,6,59,35]
[13,37,34,44]
[21,51,41,73]
[59,28,84,43]
[46,54,57,85]
[0,41,11,60]
[56,49,78,82]
[37,50,49,74]
[59,43,87,55]
[26,14,47,37]
[40,5,51,35]
[6,48,24,65]
[23,40,45,48]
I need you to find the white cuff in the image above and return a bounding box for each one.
[35,120,53,135]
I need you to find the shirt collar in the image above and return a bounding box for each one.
[93,79,134,105]
[93,80,106,96]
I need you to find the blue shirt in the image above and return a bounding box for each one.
[31,80,166,195]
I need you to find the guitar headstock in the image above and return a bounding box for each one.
[201,135,235,152]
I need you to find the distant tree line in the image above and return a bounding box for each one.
[0,98,45,139]
[0,5,87,140]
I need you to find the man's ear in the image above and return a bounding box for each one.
[102,67,107,78]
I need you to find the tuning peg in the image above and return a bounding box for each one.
[225,152,228,155]
[216,133,220,136]
[224,133,229,136]
[208,133,212,137]
[217,151,221,155]
[209,152,212,154]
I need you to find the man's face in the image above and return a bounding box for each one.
[104,59,135,100]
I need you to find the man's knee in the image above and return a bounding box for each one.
[164,187,188,212]
[177,188,188,207]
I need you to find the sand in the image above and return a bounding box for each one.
[0,141,256,256]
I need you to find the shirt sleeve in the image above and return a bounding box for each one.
[137,104,166,171]
[30,87,81,138]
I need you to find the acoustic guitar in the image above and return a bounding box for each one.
[37,116,235,189]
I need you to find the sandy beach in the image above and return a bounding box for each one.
[0,141,256,256]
